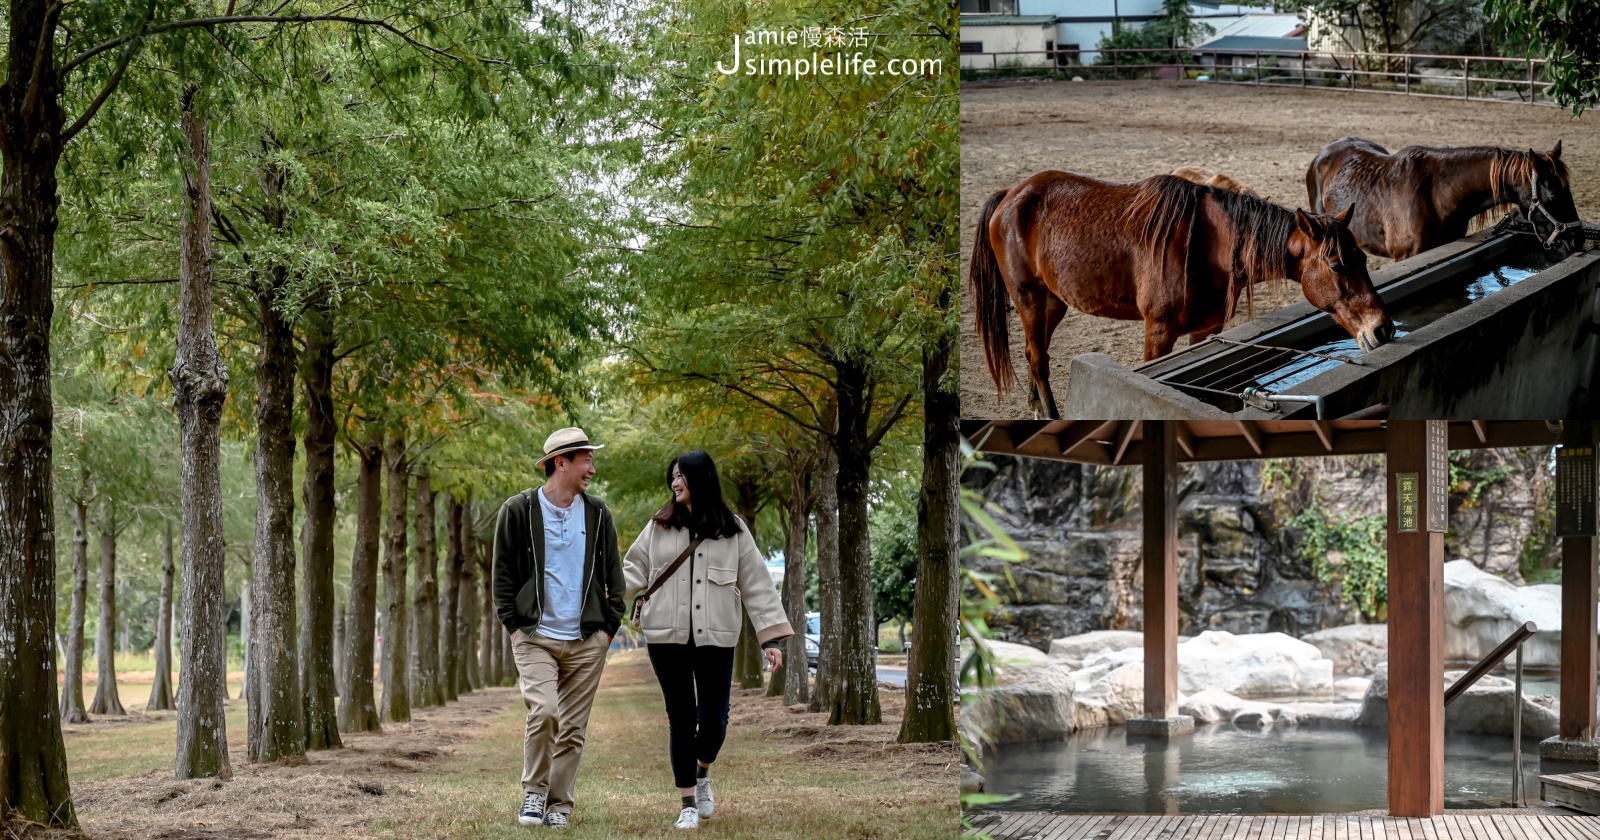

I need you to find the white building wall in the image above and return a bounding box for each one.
[960,25,1054,69]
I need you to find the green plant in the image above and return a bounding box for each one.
[1290,496,1388,620]
[957,437,1023,832]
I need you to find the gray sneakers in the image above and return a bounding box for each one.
[694,778,715,818]
[675,806,700,829]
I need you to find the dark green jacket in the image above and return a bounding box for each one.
[491,488,625,641]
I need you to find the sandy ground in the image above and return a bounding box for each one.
[960,80,1600,418]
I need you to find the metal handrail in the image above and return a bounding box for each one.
[1444,620,1537,705]
[1443,619,1535,807]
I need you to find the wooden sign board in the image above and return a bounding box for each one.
[1557,445,1597,537]
[1426,421,1448,533]
[1397,472,1420,533]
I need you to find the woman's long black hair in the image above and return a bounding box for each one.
[651,450,742,539]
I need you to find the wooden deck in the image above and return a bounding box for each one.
[963,812,1600,839]
[1542,772,1600,815]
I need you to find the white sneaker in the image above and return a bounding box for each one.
[694,778,715,818]
[675,806,700,829]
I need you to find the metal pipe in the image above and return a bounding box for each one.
[1512,642,1525,807]
[1444,620,1538,706]
[1262,393,1326,420]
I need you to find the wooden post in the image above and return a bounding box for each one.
[1386,420,1447,817]
[1561,421,1599,743]
[1143,420,1178,720]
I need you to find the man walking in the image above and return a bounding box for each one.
[492,427,625,828]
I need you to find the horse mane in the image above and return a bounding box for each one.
[1125,175,1295,322]
[1482,147,1569,230]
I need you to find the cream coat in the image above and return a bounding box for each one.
[623,518,794,648]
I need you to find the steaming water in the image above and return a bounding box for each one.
[979,722,1550,813]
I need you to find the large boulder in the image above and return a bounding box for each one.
[960,662,1078,745]
[1302,624,1387,676]
[1087,630,1335,697]
[1443,560,1563,669]
[960,660,1150,745]
[964,638,1052,674]
[1354,662,1559,737]
[1048,630,1143,668]
[1179,688,1357,729]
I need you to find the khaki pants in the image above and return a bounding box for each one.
[513,630,609,814]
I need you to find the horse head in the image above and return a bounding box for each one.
[1505,142,1580,252]
[1292,205,1395,353]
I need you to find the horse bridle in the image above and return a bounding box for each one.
[1524,175,1583,249]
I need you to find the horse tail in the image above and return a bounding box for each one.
[970,189,1015,398]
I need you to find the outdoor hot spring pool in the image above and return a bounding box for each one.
[979,722,1554,813]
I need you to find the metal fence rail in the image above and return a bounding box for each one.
[959,46,1555,108]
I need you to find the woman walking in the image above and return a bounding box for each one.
[623,451,793,830]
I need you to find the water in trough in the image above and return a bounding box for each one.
[1171,249,1563,409]
[979,722,1554,813]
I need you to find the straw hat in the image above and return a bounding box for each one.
[538,427,604,468]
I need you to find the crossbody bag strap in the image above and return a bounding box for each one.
[631,537,704,624]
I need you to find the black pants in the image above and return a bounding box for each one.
[646,641,735,789]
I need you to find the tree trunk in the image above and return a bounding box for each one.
[380,433,411,723]
[829,355,883,725]
[247,183,303,761]
[333,603,346,698]
[809,447,841,714]
[0,4,73,824]
[90,518,125,716]
[732,497,764,689]
[898,336,959,744]
[339,431,383,733]
[460,524,480,692]
[237,580,250,701]
[172,87,233,777]
[148,521,176,712]
[478,551,495,688]
[441,496,463,701]
[411,468,440,707]
[62,497,91,723]
[780,467,811,704]
[299,305,342,750]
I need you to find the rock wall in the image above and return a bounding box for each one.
[966,448,1557,651]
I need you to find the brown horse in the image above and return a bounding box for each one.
[971,172,1394,418]
[1306,137,1578,260]
[1171,166,1260,197]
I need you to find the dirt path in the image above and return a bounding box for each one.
[960,80,1600,418]
[68,652,956,839]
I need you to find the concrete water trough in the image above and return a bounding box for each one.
[1063,227,1600,419]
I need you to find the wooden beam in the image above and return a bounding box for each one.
[1236,420,1263,455]
[1056,421,1116,460]
[977,422,1563,466]
[1312,421,1335,452]
[1111,420,1139,466]
[1561,421,1599,743]
[1174,421,1195,459]
[1386,420,1446,818]
[1143,420,1179,720]
[1469,420,1488,445]
[1007,423,1052,451]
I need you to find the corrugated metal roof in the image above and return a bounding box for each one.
[960,15,1058,26]
[1202,12,1304,41]
[1197,35,1309,53]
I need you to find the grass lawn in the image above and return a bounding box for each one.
[66,651,956,839]
[383,653,955,839]
[63,680,246,782]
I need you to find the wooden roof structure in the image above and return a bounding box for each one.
[960,420,1565,465]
